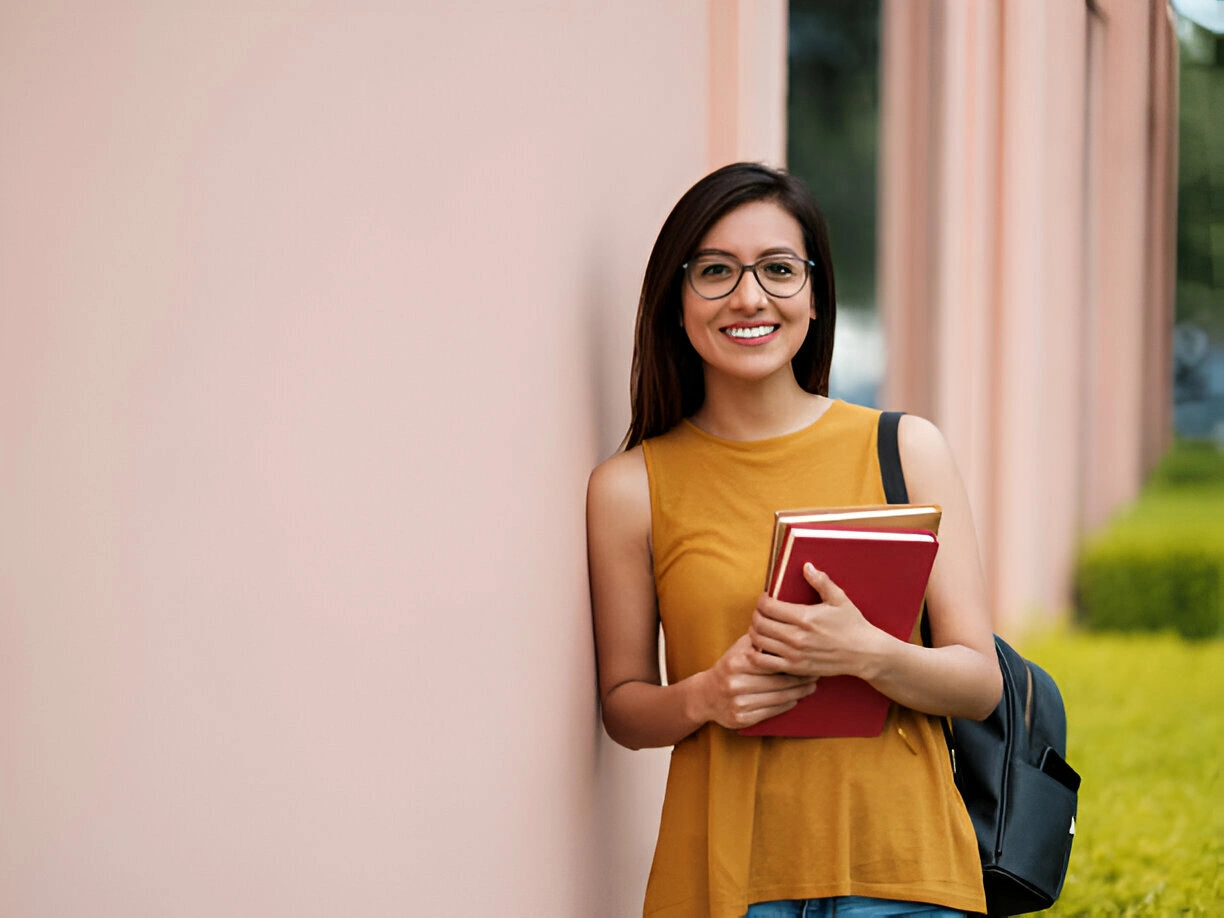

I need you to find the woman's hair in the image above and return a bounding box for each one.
[623,162,837,450]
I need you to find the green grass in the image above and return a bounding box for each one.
[1018,629,1224,915]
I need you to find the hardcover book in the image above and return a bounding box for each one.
[764,503,942,591]
[740,523,939,738]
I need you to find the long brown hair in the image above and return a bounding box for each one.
[622,162,837,450]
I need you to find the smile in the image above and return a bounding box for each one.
[722,324,780,340]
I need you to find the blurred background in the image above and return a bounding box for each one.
[1,1,1219,915]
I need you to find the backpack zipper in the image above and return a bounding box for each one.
[995,648,1019,858]
[1025,662,1035,732]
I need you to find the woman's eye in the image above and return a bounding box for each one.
[700,262,734,277]
[762,261,796,277]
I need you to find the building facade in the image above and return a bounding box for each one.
[0,2,1175,914]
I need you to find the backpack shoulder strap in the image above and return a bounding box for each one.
[877,410,909,505]
[876,410,932,649]
[877,409,955,756]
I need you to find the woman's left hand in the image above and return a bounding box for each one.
[747,562,890,679]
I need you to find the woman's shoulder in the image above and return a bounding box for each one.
[893,412,962,503]
[587,446,652,552]
[895,412,950,458]
[587,445,650,514]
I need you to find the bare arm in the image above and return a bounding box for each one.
[587,449,816,750]
[747,415,1001,720]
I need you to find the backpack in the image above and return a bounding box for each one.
[877,411,1080,916]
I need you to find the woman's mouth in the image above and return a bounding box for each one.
[721,324,780,341]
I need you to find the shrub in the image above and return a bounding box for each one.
[1074,441,1224,639]
[1076,529,1223,639]
[1145,439,1224,490]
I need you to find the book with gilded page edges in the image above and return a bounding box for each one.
[740,523,939,738]
[764,503,942,591]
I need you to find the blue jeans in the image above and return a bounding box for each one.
[743,897,963,918]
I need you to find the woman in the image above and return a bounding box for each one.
[586,163,1001,918]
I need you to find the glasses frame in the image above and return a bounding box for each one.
[681,254,818,300]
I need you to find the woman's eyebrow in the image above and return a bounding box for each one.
[692,245,801,258]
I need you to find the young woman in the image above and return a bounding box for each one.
[586,163,1001,918]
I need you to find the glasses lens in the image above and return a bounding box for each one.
[687,257,741,298]
[756,257,808,297]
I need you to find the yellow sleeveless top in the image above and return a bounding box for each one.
[639,401,986,918]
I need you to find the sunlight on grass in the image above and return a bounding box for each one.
[1019,630,1224,915]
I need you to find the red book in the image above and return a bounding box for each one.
[739,526,938,738]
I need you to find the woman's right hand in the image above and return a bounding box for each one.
[690,634,818,730]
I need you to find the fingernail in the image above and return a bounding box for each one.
[805,562,816,575]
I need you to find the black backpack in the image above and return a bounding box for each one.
[877,411,1080,916]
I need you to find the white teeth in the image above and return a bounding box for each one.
[723,325,778,339]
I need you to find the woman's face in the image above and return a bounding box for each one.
[680,199,814,387]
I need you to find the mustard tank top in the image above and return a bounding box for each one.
[639,400,986,918]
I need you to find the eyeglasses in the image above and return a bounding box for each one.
[682,254,816,300]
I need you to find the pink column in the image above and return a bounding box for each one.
[879,0,939,420]
[1081,0,1161,529]
[1032,0,1091,617]
[929,0,1003,609]
[707,0,789,170]
[1141,3,1178,473]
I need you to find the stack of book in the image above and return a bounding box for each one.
[739,504,942,739]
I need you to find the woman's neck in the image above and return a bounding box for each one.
[689,372,832,442]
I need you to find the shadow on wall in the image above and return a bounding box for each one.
[578,222,673,906]
[581,229,632,461]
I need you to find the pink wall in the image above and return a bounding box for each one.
[0,3,786,914]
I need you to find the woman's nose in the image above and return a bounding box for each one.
[730,267,770,309]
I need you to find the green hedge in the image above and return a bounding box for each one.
[1075,443,1224,638]
[1076,529,1224,639]
[1144,439,1224,490]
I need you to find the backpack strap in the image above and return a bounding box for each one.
[877,410,909,505]
[876,410,953,748]
[876,411,932,647]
